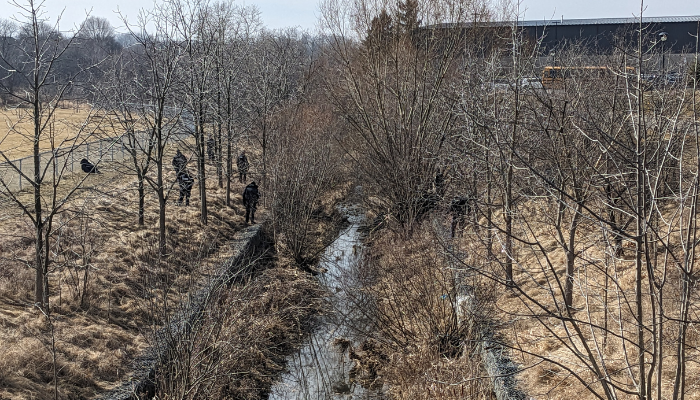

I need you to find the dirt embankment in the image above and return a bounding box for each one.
[148,191,349,399]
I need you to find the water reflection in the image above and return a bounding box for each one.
[268,211,385,400]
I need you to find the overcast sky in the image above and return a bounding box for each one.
[1,0,698,33]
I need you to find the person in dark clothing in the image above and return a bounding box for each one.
[80,159,100,174]
[207,137,215,162]
[172,149,187,174]
[237,151,249,183]
[450,196,471,238]
[177,169,194,206]
[242,181,260,224]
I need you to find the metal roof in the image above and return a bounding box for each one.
[427,16,700,29]
[519,15,700,27]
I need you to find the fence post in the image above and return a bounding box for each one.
[87,143,90,160]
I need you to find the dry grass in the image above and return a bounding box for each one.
[0,105,120,160]
[343,226,495,400]
[452,198,700,400]
[0,153,253,399]
[158,262,325,399]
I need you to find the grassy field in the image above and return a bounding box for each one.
[452,204,700,400]
[0,106,120,160]
[0,158,251,399]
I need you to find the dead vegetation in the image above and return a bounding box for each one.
[452,199,700,400]
[336,223,495,400]
[156,254,326,400]
[0,106,122,160]
[0,160,250,399]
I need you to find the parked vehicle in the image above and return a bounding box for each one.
[521,77,544,90]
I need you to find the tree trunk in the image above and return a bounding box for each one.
[197,97,208,225]
[226,131,232,207]
[157,123,167,256]
[635,16,647,396]
[138,175,145,226]
[217,90,223,189]
[225,85,233,207]
[505,162,513,286]
[564,203,582,308]
[158,191,166,256]
[34,97,46,308]
[35,222,45,307]
[261,121,267,187]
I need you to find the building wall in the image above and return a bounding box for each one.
[524,20,700,53]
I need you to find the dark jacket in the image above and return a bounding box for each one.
[80,159,100,173]
[237,154,249,172]
[177,170,194,191]
[450,196,471,217]
[172,151,187,173]
[243,182,259,207]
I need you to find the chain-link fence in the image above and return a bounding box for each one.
[0,131,190,192]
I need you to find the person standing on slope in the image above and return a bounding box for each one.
[242,181,260,224]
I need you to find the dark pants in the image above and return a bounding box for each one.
[451,215,466,238]
[178,189,191,206]
[239,171,247,183]
[245,203,257,224]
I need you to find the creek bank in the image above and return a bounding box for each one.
[99,224,268,400]
[269,205,385,399]
[100,202,349,400]
[448,236,528,400]
[455,274,528,400]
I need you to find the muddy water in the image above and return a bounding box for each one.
[268,208,384,400]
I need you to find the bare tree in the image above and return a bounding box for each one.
[320,0,474,235]
[267,90,342,269]
[0,0,106,309]
[220,5,260,205]
[78,16,115,41]
[170,0,217,225]
[246,27,308,187]
[121,4,185,254]
[96,49,156,226]
[0,18,18,105]
[208,1,261,202]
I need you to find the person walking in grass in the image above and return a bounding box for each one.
[172,149,187,174]
[237,151,249,183]
[242,181,259,224]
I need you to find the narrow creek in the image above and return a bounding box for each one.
[268,207,385,400]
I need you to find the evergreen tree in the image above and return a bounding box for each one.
[364,9,393,50]
[397,0,420,34]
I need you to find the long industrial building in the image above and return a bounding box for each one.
[521,16,700,53]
